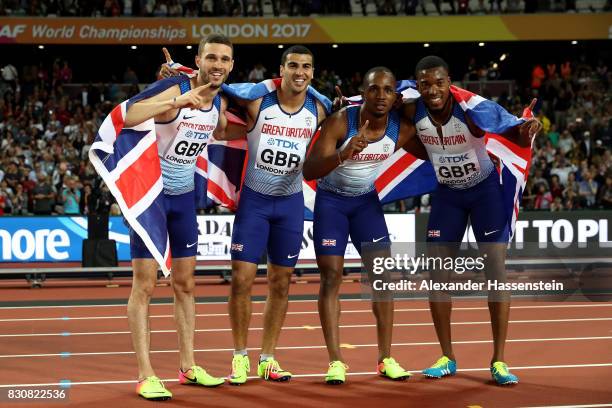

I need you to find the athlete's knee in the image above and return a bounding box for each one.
[171,274,195,295]
[319,268,343,294]
[268,270,291,296]
[131,278,156,300]
[231,273,254,296]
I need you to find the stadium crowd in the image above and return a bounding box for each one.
[0,52,609,216]
[0,0,607,17]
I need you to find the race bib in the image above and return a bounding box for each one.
[254,134,307,176]
[432,148,481,186]
[163,129,209,166]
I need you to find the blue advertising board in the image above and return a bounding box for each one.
[0,216,131,262]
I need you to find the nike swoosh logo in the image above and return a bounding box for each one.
[418,127,428,131]
[183,115,196,120]
[484,230,499,236]
[287,254,299,259]
[186,242,198,248]
[265,116,276,120]
[372,236,387,242]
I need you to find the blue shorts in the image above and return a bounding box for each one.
[314,188,390,256]
[427,170,510,243]
[231,185,304,267]
[130,191,198,259]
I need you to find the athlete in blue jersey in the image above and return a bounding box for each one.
[120,35,234,400]
[303,67,414,384]
[400,56,541,385]
[208,46,329,384]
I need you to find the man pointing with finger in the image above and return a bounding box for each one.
[122,34,233,401]
[303,67,414,384]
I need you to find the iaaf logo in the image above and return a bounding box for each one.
[0,25,27,38]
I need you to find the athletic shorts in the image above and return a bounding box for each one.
[130,191,198,259]
[426,170,510,243]
[313,188,390,256]
[230,185,304,267]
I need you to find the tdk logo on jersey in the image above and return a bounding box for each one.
[439,154,470,164]
[185,130,209,140]
[266,138,300,150]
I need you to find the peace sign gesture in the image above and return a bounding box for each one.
[172,83,213,110]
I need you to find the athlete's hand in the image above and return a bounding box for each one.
[518,98,542,144]
[172,83,212,110]
[332,86,349,112]
[159,47,181,79]
[339,120,369,162]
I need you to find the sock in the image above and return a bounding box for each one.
[233,349,248,356]
[259,353,274,363]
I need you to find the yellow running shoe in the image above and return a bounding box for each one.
[325,361,348,385]
[227,355,250,386]
[377,357,412,381]
[179,365,224,387]
[136,376,172,401]
[257,357,292,382]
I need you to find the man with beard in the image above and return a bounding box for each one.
[120,34,233,400]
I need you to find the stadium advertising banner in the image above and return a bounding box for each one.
[0,15,610,45]
[0,212,608,263]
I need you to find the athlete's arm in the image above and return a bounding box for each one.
[397,118,429,160]
[499,99,542,147]
[316,100,328,126]
[303,110,368,181]
[124,83,213,128]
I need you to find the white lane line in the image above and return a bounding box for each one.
[1,363,611,388]
[1,304,611,322]
[0,300,610,310]
[1,317,610,338]
[519,405,612,408]
[1,336,611,359]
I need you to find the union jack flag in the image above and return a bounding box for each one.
[322,239,337,247]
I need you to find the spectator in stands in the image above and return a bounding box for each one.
[31,173,56,215]
[578,170,598,207]
[598,176,612,209]
[60,175,81,214]
[248,63,267,82]
[534,183,553,209]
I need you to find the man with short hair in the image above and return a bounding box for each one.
[401,55,541,386]
[115,34,234,400]
[303,66,413,384]
[225,45,329,384]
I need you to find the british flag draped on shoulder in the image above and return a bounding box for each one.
[88,75,246,276]
[351,80,533,241]
[446,84,533,241]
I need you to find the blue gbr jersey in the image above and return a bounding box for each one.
[243,91,319,196]
[319,106,400,196]
[415,98,494,190]
[155,79,221,195]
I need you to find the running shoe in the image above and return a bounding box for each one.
[227,354,250,385]
[179,365,224,387]
[491,361,519,385]
[257,357,292,382]
[325,361,348,385]
[422,356,457,378]
[136,376,172,401]
[377,357,412,381]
